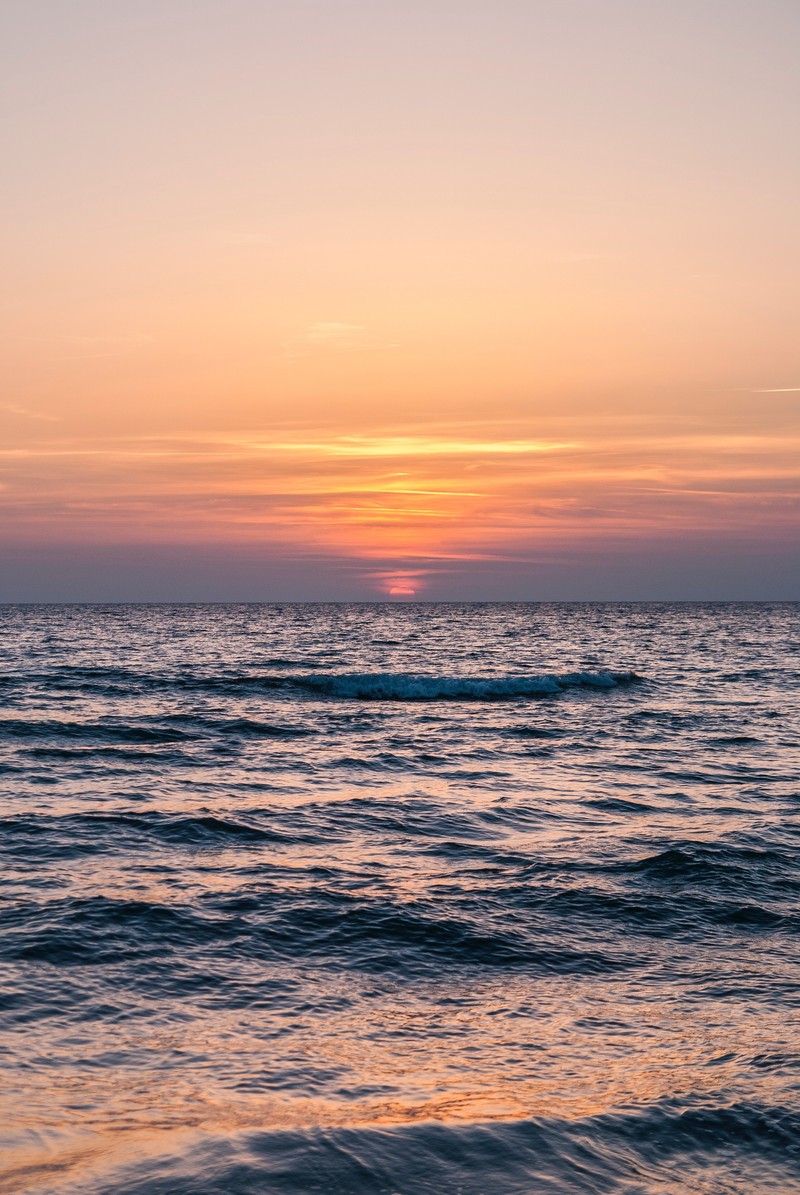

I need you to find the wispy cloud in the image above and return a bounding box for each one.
[304,322,367,347]
[1,419,798,567]
[241,434,578,458]
[282,323,399,360]
[0,403,58,422]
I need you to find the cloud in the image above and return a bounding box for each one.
[261,434,578,458]
[2,419,797,575]
[304,322,367,347]
[281,323,400,360]
[0,403,58,422]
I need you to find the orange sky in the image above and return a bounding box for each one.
[1,1,799,599]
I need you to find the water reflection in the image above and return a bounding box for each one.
[1,603,798,1192]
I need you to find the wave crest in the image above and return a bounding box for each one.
[289,670,638,701]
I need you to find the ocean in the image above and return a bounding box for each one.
[1,602,798,1194]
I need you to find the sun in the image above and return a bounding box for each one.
[370,569,427,598]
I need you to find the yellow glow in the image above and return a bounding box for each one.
[2,417,798,597]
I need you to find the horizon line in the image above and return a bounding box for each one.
[1,598,797,607]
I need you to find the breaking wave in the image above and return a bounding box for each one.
[282,669,639,701]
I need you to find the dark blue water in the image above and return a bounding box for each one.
[1,603,799,1193]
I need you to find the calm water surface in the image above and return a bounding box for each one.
[1,603,798,1193]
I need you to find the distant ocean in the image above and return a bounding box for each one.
[1,602,798,1194]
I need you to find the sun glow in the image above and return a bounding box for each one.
[2,411,798,600]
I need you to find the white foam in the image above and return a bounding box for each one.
[292,671,636,701]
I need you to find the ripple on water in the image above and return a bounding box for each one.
[0,602,799,1193]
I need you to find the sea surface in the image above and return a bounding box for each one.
[1,602,799,1194]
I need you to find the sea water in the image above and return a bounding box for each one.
[1,602,798,1193]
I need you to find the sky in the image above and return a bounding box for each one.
[1,0,799,600]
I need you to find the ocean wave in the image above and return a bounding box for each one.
[625,842,799,892]
[0,666,639,702]
[0,718,197,743]
[283,669,639,701]
[0,714,315,743]
[0,811,293,860]
[1,889,629,977]
[37,1101,800,1195]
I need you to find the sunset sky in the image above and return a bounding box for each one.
[2,0,798,599]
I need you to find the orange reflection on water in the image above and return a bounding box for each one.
[2,966,792,1193]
